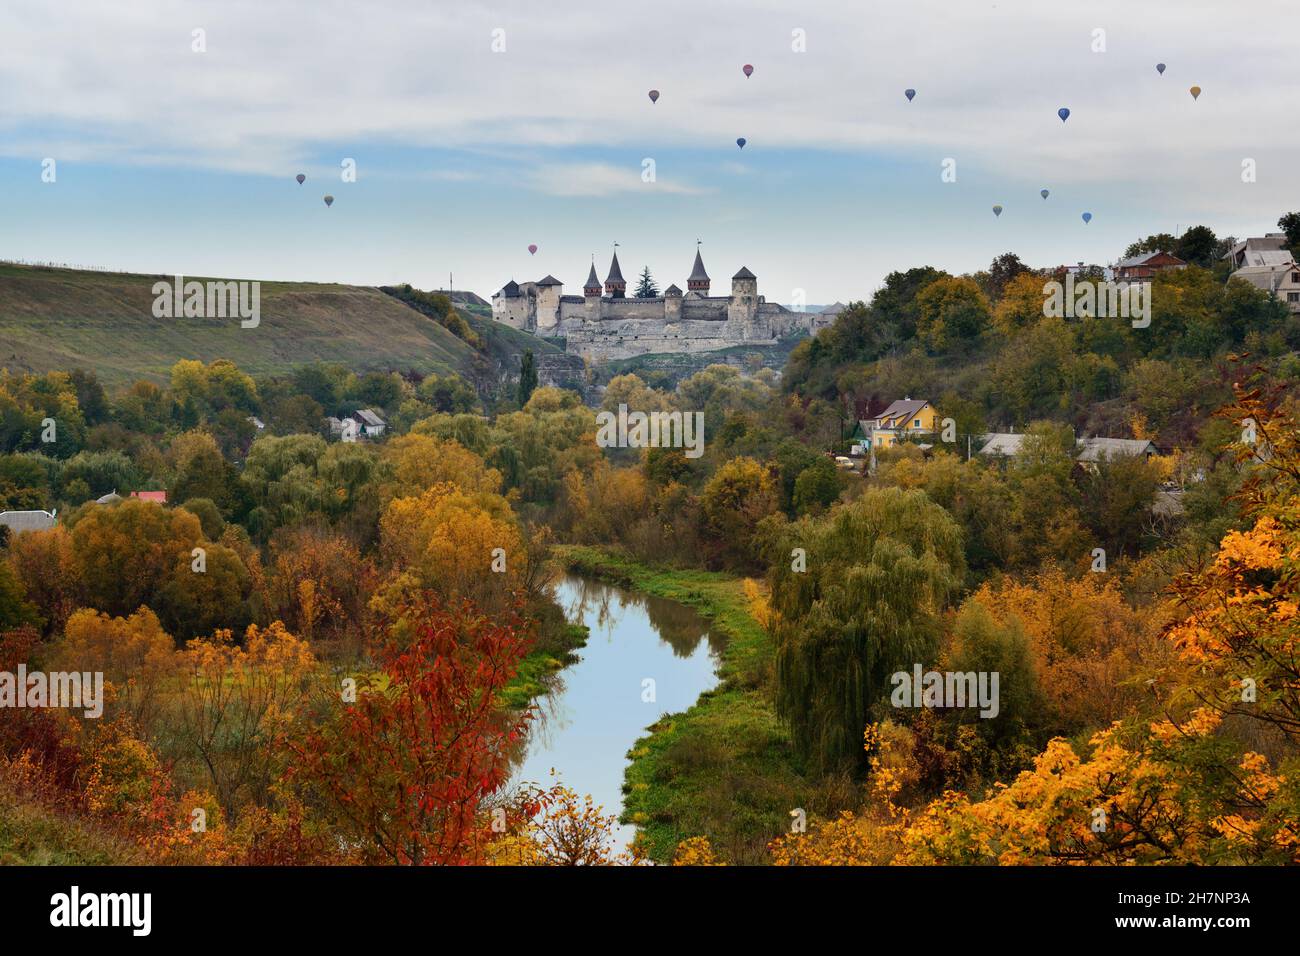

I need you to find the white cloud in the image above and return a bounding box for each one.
[529,162,705,197]
[0,0,1293,196]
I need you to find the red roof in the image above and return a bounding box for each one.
[130,491,167,503]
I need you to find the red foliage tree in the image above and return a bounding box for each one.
[289,592,534,864]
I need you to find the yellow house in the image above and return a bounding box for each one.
[853,398,937,449]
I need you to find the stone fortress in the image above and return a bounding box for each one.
[491,248,834,361]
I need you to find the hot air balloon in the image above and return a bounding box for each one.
[1156,63,1166,75]
[736,137,746,149]
[648,89,659,104]
[296,173,305,185]
[323,195,334,207]
[742,64,753,78]
[1058,107,1071,123]
[1082,212,1092,224]
[1041,189,1050,200]
[905,88,916,101]
[528,244,538,255]
[1189,86,1201,100]
[992,205,1003,217]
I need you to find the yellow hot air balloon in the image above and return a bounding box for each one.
[1189,85,1201,100]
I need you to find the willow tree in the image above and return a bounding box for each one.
[770,487,965,773]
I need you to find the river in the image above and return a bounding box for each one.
[508,573,726,850]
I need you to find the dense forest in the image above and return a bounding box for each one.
[2,216,1299,865]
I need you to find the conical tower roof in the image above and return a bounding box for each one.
[585,262,600,288]
[688,249,710,283]
[606,251,624,284]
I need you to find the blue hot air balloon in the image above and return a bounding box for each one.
[736,137,746,149]
[992,204,1003,217]
[1041,188,1049,199]
[905,88,916,101]
[1058,107,1071,122]
[1156,63,1166,75]
[295,173,305,185]
[323,195,334,208]
[1082,212,1092,224]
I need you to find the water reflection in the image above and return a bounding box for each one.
[507,574,725,849]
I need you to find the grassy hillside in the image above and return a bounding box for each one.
[0,262,481,385]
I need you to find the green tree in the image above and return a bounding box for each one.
[792,457,842,515]
[634,267,659,298]
[1277,211,1300,257]
[770,487,966,772]
[517,350,539,407]
[915,276,992,352]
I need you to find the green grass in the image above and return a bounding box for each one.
[555,544,813,864]
[500,622,589,711]
[0,262,478,385]
[0,783,141,865]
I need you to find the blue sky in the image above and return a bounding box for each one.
[1,0,1296,302]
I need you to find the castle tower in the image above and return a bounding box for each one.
[664,283,683,321]
[534,275,563,331]
[583,262,602,298]
[728,266,760,336]
[687,249,710,294]
[604,251,626,299]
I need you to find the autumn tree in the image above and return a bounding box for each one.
[53,607,179,732]
[4,525,81,635]
[379,482,525,614]
[177,622,317,811]
[699,456,779,570]
[290,593,534,865]
[69,498,204,618]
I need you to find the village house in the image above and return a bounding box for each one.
[1222,234,1292,271]
[326,409,387,441]
[130,490,167,504]
[978,433,1159,467]
[0,509,57,535]
[852,398,938,451]
[1112,251,1187,280]
[1228,257,1300,315]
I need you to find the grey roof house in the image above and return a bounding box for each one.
[0,509,58,534]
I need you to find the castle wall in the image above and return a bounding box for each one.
[534,286,562,330]
[492,294,532,329]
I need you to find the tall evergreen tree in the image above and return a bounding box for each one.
[517,350,538,407]
[634,266,658,298]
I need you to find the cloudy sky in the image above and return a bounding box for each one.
[1,0,1297,302]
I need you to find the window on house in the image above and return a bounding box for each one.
[914,418,921,427]
[1289,292,1299,303]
